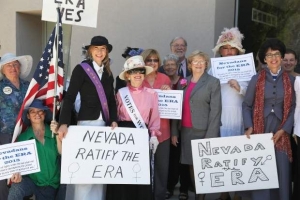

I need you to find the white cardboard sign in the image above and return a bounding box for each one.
[0,140,40,180]
[191,133,279,194]
[154,89,183,119]
[61,126,150,184]
[210,53,256,84]
[42,0,99,28]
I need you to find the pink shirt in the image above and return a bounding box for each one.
[143,72,171,143]
[117,85,161,137]
[182,82,196,127]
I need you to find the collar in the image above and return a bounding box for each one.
[93,61,104,74]
[128,84,144,94]
[269,67,281,76]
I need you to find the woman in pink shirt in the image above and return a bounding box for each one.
[106,55,161,200]
[141,49,172,200]
[172,51,222,200]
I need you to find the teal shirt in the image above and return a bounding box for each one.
[17,124,60,189]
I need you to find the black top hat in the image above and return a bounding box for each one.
[84,36,113,53]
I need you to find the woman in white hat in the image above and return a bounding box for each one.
[0,53,32,199]
[211,27,248,200]
[106,55,161,200]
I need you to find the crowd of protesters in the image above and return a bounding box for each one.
[1,27,300,200]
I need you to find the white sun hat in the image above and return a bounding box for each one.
[0,53,33,80]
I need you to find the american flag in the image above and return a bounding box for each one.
[12,9,64,142]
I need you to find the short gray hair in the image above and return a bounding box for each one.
[170,36,187,47]
[163,53,180,66]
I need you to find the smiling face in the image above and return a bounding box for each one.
[145,55,159,72]
[1,60,21,80]
[125,67,146,87]
[264,48,282,72]
[89,45,108,65]
[170,38,187,60]
[27,108,45,125]
[283,53,298,73]
[163,60,178,77]
[190,55,207,75]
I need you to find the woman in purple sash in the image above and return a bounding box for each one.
[57,36,118,200]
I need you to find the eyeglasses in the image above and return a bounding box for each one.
[172,44,186,48]
[265,52,281,59]
[127,68,146,75]
[28,109,45,115]
[192,60,206,65]
[145,59,159,63]
[4,63,20,68]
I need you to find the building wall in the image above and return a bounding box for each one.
[0,0,235,80]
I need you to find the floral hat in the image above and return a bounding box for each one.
[119,55,153,80]
[212,27,245,56]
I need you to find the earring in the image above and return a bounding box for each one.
[128,78,131,80]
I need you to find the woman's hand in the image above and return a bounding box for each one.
[245,127,253,139]
[172,136,178,147]
[10,172,22,183]
[228,79,240,92]
[111,121,118,130]
[50,120,58,134]
[57,124,68,140]
[272,129,285,144]
[160,85,171,90]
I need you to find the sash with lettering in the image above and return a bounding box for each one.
[80,63,110,122]
[119,87,147,129]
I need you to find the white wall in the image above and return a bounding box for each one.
[0,0,235,80]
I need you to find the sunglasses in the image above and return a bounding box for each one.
[145,59,159,63]
[127,68,146,75]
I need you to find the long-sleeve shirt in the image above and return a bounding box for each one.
[117,85,161,137]
[143,72,171,143]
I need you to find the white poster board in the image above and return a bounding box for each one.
[154,89,183,119]
[61,126,150,184]
[191,133,279,194]
[0,140,40,180]
[210,53,256,84]
[42,0,99,28]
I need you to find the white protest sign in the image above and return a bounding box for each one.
[210,53,256,84]
[0,140,40,180]
[154,89,183,119]
[191,133,278,194]
[61,126,150,184]
[42,0,99,28]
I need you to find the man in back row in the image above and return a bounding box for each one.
[159,36,191,78]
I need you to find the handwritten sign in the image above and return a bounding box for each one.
[210,53,256,84]
[61,126,150,184]
[0,140,40,180]
[42,0,99,28]
[154,89,183,119]
[191,133,278,194]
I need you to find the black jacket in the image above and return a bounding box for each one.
[59,60,117,125]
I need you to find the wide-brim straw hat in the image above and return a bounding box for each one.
[0,53,33,80]
[119,55,153,80]
[212,27,245,56]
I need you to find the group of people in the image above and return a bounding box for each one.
[0,26,300,200]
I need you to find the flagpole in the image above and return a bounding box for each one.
[52,5,61,137]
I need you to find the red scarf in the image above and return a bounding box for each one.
[253,69,292,162]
